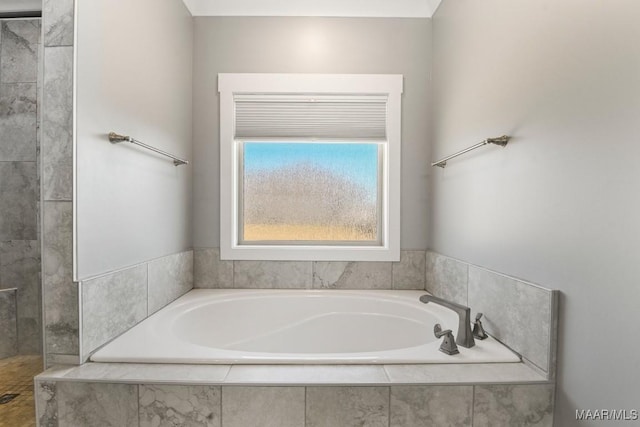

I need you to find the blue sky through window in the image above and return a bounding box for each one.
[243,142,379,197]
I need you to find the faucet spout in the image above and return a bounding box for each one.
[419,294,475,348]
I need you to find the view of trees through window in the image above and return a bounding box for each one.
[242,143,380,242]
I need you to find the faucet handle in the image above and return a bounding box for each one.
[434,324,459,355]
[473,313,488,340]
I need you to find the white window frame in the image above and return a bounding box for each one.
[218,73,402,261]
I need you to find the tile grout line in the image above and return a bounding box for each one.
[387,385,391,427]
[471,384,475,426]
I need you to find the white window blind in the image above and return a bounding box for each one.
[234,94,388,140]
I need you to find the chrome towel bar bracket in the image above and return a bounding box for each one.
[432,135,510,168]
[108,132,189,166]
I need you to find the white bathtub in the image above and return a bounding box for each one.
[90,289,520,364]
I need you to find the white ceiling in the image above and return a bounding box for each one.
[182,0,442,18]
[0,0,441,19]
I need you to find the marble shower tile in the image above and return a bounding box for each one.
[390,385,472,427]
[0,20,40,83]
[194,248,233,288]
[0,83,38,160]
[0,162,38,240]
[81,265,147,359]
[0,240,42,354]
[234,261,312,288]
[58,382,138,427]
[148,251,194,315]
[392,250,426,290]
[425,252,468,306]
[0,289,18,358]
[306,386,390,427]
[468,267,552,373]
[473,384,554,427]
[43,201,77,354]
[43,0,75,47]
[139,385,221,427]
[313,261,392,289]
[36,381,58,427]
[222,386,305,427]
[42,46,73,201]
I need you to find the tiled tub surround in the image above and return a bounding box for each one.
[35,364,554,427]
[194,248,427,290]
[426,252,559,380]
[194,249,557,373]
[79,250,193,362]
[33,249,558,425]
[90,289,520,364]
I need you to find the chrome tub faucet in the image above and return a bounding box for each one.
[419,294,476,348]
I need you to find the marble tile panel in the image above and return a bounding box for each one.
[35,381,58,427]
[234,260,312,288]
[0,162,38,240]
[390,385,472,427]
[57,382,138,427]
[0,289,18,358]
[43,0,75,47]
[222,386,305,427]
[194,248,233,288]
[53,363,231,385]
[383,363,547,385]
[140,385,221,427]
[392,250,426,290]
[468,266,552,373]
[0,240,42,354]
[473,384,554,427]
[42,46,73,201]
[81,265,148,359]
[43,201,77,355]
[225,365,390,385]
[313,261,392,289]
[306,386,390,427]
[148,251,194,315]
[17,317,41,354]
[0,83,38,160]
[425,252,468,306]
[46,353,81,367]
[0,20,40,83]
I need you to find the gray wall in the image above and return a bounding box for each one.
[75,0,194,279]
[193,17,431,251]
[430,1,640,425]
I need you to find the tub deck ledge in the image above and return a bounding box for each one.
[35,361,549,386]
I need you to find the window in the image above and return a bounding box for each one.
[219,74,402,261]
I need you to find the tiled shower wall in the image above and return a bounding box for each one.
[0,19,42,356]
[0,288,18,357]
[41,0,76,366]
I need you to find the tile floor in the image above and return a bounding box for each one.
[0,355,43,427]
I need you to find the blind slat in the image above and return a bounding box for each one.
[234,94,387,140]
